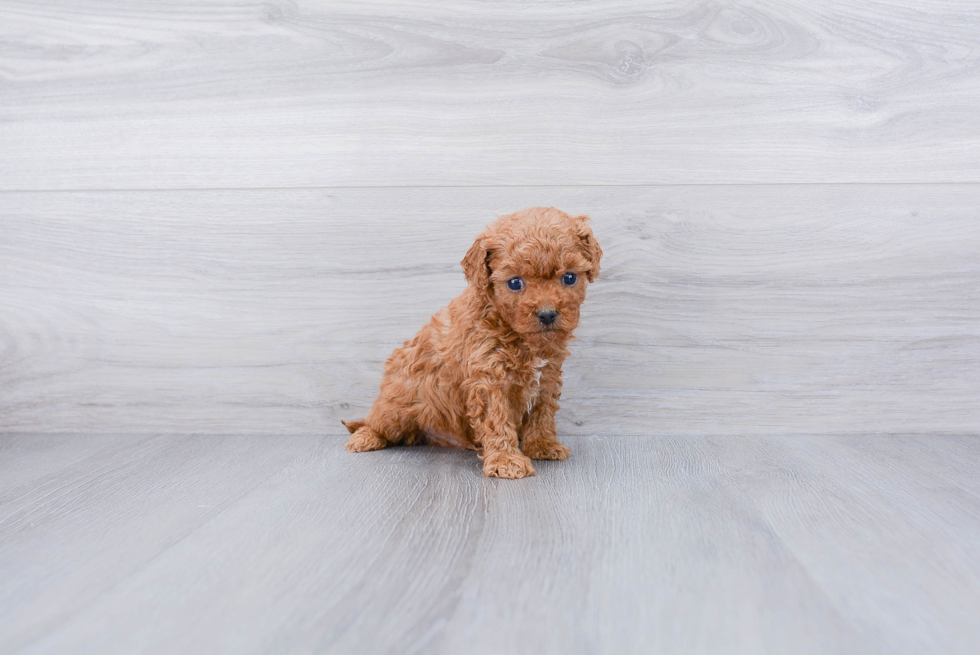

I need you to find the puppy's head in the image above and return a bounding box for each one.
[461,207,602,341]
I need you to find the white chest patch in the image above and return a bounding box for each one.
[525,358,548,415]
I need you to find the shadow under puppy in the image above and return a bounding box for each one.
[344,207,602,478]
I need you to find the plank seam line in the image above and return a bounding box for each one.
[2,181,980,194]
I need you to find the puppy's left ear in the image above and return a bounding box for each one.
[573,215,603,282]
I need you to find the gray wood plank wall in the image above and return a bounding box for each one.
[2,1,979,435]
[3,0,980,188]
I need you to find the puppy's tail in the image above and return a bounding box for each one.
[341,419,366,435]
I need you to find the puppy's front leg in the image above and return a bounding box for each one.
[521,364,571,461]
[467,378,535,479]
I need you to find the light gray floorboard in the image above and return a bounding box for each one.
[2,185,978,435]
[0,433,144,496]
[1,434,978,654]
[0,434,321,653]
[2,0,980,188]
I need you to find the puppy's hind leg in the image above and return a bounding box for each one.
[343,395,420,453]
[343,420,388,452]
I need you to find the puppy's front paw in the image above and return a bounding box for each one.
[483,450,536,479]
[346,427,387,453]
[523,439,571,461]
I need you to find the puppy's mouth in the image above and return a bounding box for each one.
[531,323,565,337]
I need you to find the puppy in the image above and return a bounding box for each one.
[343,207,602,478]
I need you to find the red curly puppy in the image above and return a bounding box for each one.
[344,207,602,479]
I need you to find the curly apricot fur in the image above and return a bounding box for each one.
[344,207,601,479]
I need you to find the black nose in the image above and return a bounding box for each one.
[537,310,558,326]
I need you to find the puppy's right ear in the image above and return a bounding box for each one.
[461,230,495,291]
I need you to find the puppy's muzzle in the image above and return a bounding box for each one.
[537,309,559,327]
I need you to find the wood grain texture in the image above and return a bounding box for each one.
[2,0,980,189]
[0,433,321,653]
[4,3,978,651]
[1,433,978,654]
[2,185,978,435]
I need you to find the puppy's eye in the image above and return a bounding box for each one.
[506,277,524,292]
[561,272,578,286]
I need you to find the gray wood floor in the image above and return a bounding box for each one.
[2,433,979,654]
[3,1,980,652]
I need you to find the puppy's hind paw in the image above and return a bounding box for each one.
[345,426,387,453]
[523,439,571,461]
[482,451,536,479]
